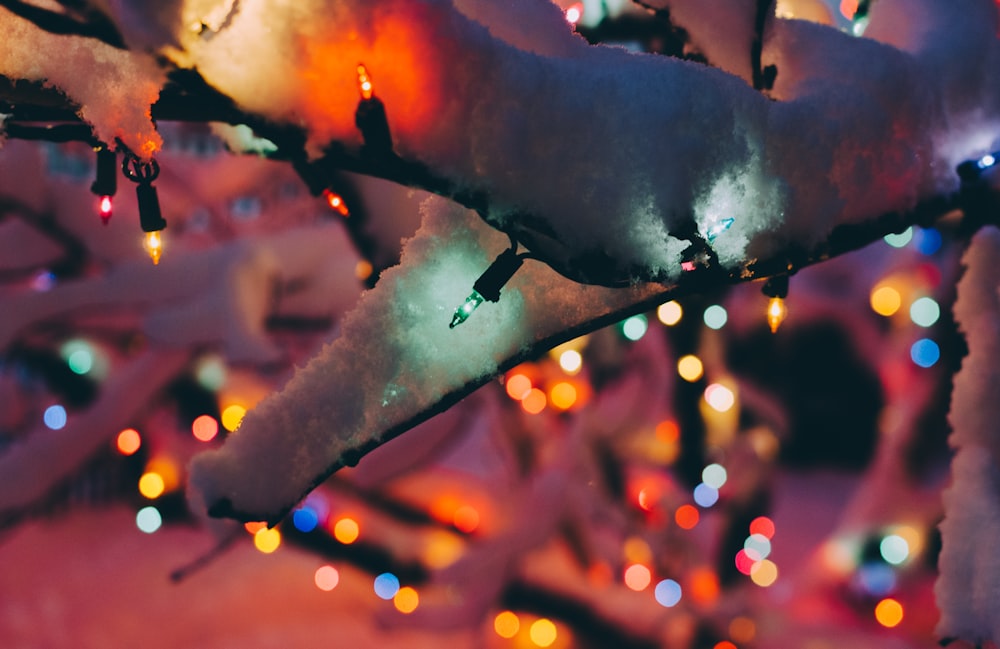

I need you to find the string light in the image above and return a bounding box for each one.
[91,146,116,224]
[323,189,350,217]
[123,154,166,264]
[705,217,735,242]
[450,246,524,328]
[354,63,393,153]
[762,275,789,333]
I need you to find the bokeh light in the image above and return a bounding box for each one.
[558,350,583,375]
[857,562,897,596]
[136,506,162,533]
[750,559,778,587]
[883,227,913,248]
[729,616,756,643]
[293,507,319,533]
[254,528,281,553]
[43,405,67,430]
[735,549,756,575]
[146,456,180,492]
[529,618,557,647]
[654,579,682,607]
[749,516,775,539]
[192,414,219,442]
[138,472,165,499]
[744,534,772,561]
[221,404,247,432]
[494,611,520,638]
[910,338,940,368]
[621,314,648,341]
[675,505,700,529]
[374,573,400,600]
[703,305,728,330]
[689,567,720,604]
[677,355,704,382]
[916,228,942,255]
[624,564,652,591]
[333,517,360,544]
[66,349,94,375]
[394,586,419,613]
[702,463,727,489]
[195,356,227,391]
[870,285,902,316]
[314,565,339,591]
[705,384,735,412]
[693,483,719,508]
[874,598,904,628]
[880,534,909,565]
[505,373,532,400]
[453,505,480,533]
[714,642,737,649]
[116,428,141,455]
[909,297,940,327]
[549,382,578,410]
[521,388,547,414]
[657,300,683,325]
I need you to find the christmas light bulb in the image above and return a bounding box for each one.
[767,296,787,333]
[450,291,485,329]
[99,195,113,224]
[357,64,374,100]
[706,217,735,242]
[144,231,163,265]
[323,189,350,217]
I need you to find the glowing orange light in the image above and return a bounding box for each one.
[656,420,679,443]
[766,296,787,333]
[749,516,775,539]
[323,189,350,217]
[146,456,180,491]
[99,195,113,223]
[750,559,778,587]
[729,617,756,644]
[393,586,419,613]
[675,505,700,530]
[549,381,578,410]
[453,505,480,533]
[713,642,738,649]
[529,619,557,647]
[875,598,904,628]
[494,611,520,638]
[689,568,720,604]
[333,517,360,544]
[637,486,658,511]
[138,472,165,499]
[254,527,281,553]
[355,260,373,281]
[244,521,267,534]
[505,373,532,400]
[840,0,859,19]
[116,428,141,455]
[144,231,163,265]
[192,415,219,442]
[624,564,652,591]
[521,388,547,414]
[357,63,374,100]
[565,2,583,23]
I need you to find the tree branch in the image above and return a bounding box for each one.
[0,0,125,49]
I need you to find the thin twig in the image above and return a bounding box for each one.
[0,0,125,49]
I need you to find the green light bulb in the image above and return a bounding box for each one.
[450,291,485,328]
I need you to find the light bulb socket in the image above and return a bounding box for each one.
[762,275,789,299]
[355,97,393,155]
[473,248,524,302]
[91,148,117,197]
[137,183,167,233]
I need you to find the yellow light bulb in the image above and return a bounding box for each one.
[357,64,373,100]
[144,231,163,265]
[767,296,787,333]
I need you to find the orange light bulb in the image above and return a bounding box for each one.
[767,296,787,333]
[357,64,374,100]
[144,231,163,265]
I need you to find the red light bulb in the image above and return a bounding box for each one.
[99,195,113,224]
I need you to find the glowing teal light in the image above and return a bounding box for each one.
[654,579,682,607]
[43,405,67,430]
[449,291,485,329]
[909,297,940,328]
[910,338,940,368]
[880,534,909,566]
[744,534,772,561]
[195,356,227,391]
[703,305,728,330]
[705,217,735,242]
[136,506,162,533]
[374,573,400,600]
[621,314,648,341]
[61,339,94,375]
[884,227,913,248]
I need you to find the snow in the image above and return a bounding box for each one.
[937,227,1000,642]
